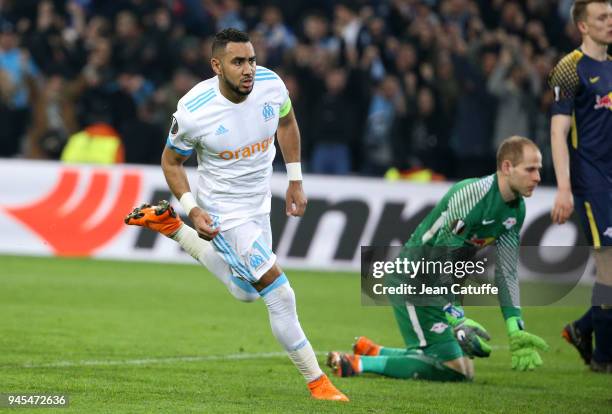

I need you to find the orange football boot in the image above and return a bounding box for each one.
[307,374,349,402]
[326,352,361,377]
[124,200,183,237]
[352,336,381,356]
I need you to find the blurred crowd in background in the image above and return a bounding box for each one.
[0,0,592,182]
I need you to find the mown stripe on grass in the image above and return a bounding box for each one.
[20,352,289,368]
[17,345,508,369]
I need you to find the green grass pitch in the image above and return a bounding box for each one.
[0,255,610,413]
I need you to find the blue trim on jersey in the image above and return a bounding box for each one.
[264,239,273,256]
[212,234,256,282]
[165,137,192,156]
[255,67,279,81]
[231,275,258,294]
[290,339,309,352]
[186,88,214,108]
[253,239,270,261]
[259,273,288,297]
[187,92,217,112]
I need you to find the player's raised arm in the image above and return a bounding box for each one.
[550,114,573,224]
[277,106,307,217]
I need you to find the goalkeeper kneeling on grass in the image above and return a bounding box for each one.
[328,136,549,381]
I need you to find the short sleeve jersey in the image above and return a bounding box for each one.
[548,49,612,194]
[167,66,291,230]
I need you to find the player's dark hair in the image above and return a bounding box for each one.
[496,136,539,170]
[212,28,250,57]
[572,0,612,25]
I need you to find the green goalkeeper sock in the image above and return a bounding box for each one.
[379,346,413,356]
[360,354,467,381]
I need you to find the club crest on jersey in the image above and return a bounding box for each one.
[430,322,448,334]
[250,253,265,269]
[262,102,275,121]
[503,217,517,230]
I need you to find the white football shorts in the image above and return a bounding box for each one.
[210,214,277,283]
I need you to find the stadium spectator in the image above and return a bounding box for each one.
[29,71,79,159]
[487,35,542,150]
[395,86,453,176]
[72,37,136,130]
[309,67,356,175]
[362,75,405,175]
[449,36,497,178]
[254,5,295,67]
[112,10,147,74]
[60,122,124,164]
[0,19,39,157]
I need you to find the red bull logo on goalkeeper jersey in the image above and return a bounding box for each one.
[467,235,496,247]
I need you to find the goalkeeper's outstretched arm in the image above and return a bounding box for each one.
[494,227,549,370]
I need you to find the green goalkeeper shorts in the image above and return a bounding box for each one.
[392,302,464,362]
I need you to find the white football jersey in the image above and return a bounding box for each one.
[167,66,290,230]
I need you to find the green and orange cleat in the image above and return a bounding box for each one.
[326,352,362,377]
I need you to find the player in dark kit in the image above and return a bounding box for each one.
[548,0,612,373]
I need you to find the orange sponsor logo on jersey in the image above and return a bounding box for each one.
[218,136,274,160]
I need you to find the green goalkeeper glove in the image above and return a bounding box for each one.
[506,317,549,371]
[444,304,492,358]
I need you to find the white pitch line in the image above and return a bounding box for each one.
[18,345,510,369]
[20,351,289,369]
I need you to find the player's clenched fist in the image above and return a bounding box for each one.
[189,208,220,240]
[286,181,307,217]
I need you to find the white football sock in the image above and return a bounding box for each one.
[171,224,259,302]
[261,275,323,382]
[288,342,323,382]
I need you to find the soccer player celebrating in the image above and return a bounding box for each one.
[548,0,612,373]
[125,29,348,401]
[327,137,548,381]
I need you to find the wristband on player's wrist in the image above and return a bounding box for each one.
[179,192,198,215]
[443,303,465,326]
[286,162,302,181]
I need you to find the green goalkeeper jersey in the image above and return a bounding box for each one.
[402,173,525,319]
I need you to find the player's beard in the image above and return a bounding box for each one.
[222,75,253,97]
